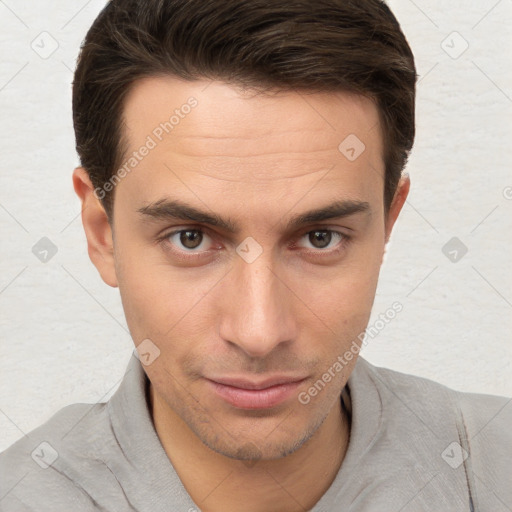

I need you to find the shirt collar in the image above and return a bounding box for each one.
[107,353,199,511]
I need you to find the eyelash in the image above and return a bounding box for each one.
[157,227,352,260]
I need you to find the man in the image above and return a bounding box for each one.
[0,0,510,511]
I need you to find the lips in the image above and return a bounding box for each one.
[209,376,306,390]
[205,375,307,409]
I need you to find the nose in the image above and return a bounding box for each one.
[218,252,297,358]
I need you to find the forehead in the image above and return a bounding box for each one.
[116,76,384,215]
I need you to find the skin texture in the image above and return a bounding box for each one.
[73,77,409,512]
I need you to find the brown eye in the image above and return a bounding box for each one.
[163,229,213,252]
[179,230,203,249]
[296,229,346,251]
[309,230,332,249]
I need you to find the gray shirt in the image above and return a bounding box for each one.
[1,354,510,511]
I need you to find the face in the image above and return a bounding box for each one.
[75,76,408,461]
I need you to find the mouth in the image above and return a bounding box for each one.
[205,376,308,410]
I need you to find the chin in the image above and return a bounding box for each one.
[190,407,330,463]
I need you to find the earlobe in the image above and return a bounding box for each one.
[72,167,118,288]
[384,173,410,243]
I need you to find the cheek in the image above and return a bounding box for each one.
[295,245,382,318]
[291,242,383,357]
[115,239,171,342]
[115,240,218,354]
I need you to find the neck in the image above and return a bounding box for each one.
[150,385,350,512]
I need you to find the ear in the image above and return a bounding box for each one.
[384,173,410,243]
[72,167,118,288]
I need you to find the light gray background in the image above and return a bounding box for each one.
[1,0,511,452]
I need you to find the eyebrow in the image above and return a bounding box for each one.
[137,198,370,233]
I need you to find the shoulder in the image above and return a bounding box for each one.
[0,401,112,511]
[358,356,512,433]
[355,357,512,506]
[354,358,512,510]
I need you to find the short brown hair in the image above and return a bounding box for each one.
[73,0,416,220]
